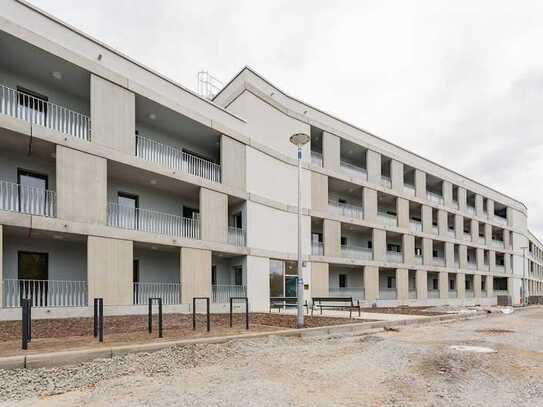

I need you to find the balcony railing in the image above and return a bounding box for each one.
[415,255,423,265]
[494,289,509,296]
[378,212,397,226]
[311,241,324,256]
[386,251,403,263]
[403,184,416,197]
[465,290,474,298]
[340,161,368,180]
[432,257,446,267]
[466,206,476,216]
[381,175,392,188]
[427,191,444,205]
[379,289,397,300]
[2,279,87,307]
[495,265,505,273]
[432,225,439,235]
[410,220,422,233]
[228,226,246,246]
[342,244,373,260]
[448,290,458,298]
[492,239,505,249]
[107,202,200,239]
[329,286,365,300]
[494,216,507,226]
[0,180,56,217]
[447,229,455,238]
[212,284,247,303]
[428,290,440,299]
[136,135,221,183]
[466,262,477,270]
[328,200,364,219]
[0,84,90,141]
[133,282,181,305]
[311,151,323,167]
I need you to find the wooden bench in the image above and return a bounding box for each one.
[269,297,309,313]
[311,297,361,318]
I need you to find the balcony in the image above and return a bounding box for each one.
[133,282,181,305]
[466,206,475,216]
[2,279,87,307]
[107,202,200,239]
[377,212,397,227]
[340,161,368,180]
[427,191,444,205]
[494,216,507,226]
[136,135,221,183]
[228,226,246,247]
[330,286,365,301]
[328,200,364,219]
[410,220,422,233]
[0,180,56,217]
[311,151,323,167]
[495,265,505,273]
[414,255,423,265]
[403,184,416,197]
[463,233,472,242]
[212,284,247,303]
[432,257,446,267]
[0,84,90,141]
[492,239,505,249]
[381,175,392,189]
[386,251,403,263]
[311,241,324,256]
[341,244,373,260]
[447,229,455,238]
[466,262,477,270]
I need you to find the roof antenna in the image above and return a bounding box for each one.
[197,70,224,100]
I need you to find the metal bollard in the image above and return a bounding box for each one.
[21,299,32,350]
[148,298,163,338]
[229,297,250,330]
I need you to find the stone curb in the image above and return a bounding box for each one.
[0,311,494,370]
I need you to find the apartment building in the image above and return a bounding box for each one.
[0,0,540,317]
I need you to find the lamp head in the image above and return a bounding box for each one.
[289,132,310,147]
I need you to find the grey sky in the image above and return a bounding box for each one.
[29,0,543,238]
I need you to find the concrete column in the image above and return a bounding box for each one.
[487,200,494,222]
[506,207,514,228]
[455,214,463,240]
[245,256,270,312]
[471,219,479,242]
[439,271,449,300]
[363,188,377,222]
[310,262,329,297]
[181,247,211,302]
[457,273,465,299]
[423,238,433,265]
[200,188,228,243]
[489,250,496,273]
[485,223,492,245]
[88,236,133,305]
[397,198,409,228]
[56,146,107,224]
[486,275,493,297]
[475,194,484,218]
[505,253,512,274]
[366,150,381,184]
[459,245,468,269]
[364,266,379,303]
[415,170,426,200]
[323,219,341,257]
[402,234,415,264]
[422,205,433,234]
[503,229,510,250]
[458,187,467,212]
[372,229,387,261]
[445,242,455,268]
[438,209,448,236]
[507,277,514,296]
[390,160,404,193]
[311,172,329,212]
[443,181,453,207]
[221,135,246,190]
[476,248,485,271]
[396,268,409,304]
[322,132,340,172]
[91,74,135,155]
[416,270,428,300]
[474,274,482,299]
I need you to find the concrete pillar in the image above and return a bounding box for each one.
[475,194,484,217]
[471,219,479,242]
[506,207,514,228]
[402,234,415,264]
[200,188,228,243]
[487,199,494,221]
[422,205,433,234]
[181,247,211,302]
[56,146,107,224]
[88,236,133,305]
[363,187,377,222]
[485,223,492,245]
[507,277,514,296]
[503,229,510,249]
[458,187,467,212]
[221,135,246,190]
[416,270,428,300]
[390,160,404,193]
[364,266,379,303]
[91,74,135,155]
[311,172,329,212]
[310,262,329,297]
[459,245,468,269]
[476,248,485,271]
[445,242,455,268]
[457,273,465,299]
[486,275,493,297]
[366,150,381,184]
[415,169,426,200]
[396,268,409,304]
[245,256,270,312]
[439,271,449,300]
[397,198,409,228]
[322,132,340,172]
[474,274,482,299]
[438,209,448,236]
[443,181,453,207]
[423,238,433,265]
[505,253,512,274]
[372,229,387,261]
[489,250,496,273]
[455,214,463,240]
[324,219,341,257]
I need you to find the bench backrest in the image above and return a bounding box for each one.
[312,297,354,306]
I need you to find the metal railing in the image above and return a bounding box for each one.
[329,287,365,300]
[0,84,90,141]
[427,191,444,205]
[133,282,181,305]
[136,135,221,183]
[492,239,505,249]
[340,161,367,180]
[312,241,324,256]
[0,180,56,217]
[379,289,397,300]
[328,200,364,219]
[212,284,247,303]
[107,202,200,239]
[378,212,397,226]
[410,220,422,233]
[386,251,403,263]
[404,184,416,197]
[381,175,392,188]
[228,226,246,246]
[341,244,372,260]
[432,257,446,267]
[3,279,87,307]
[311,151,323,167]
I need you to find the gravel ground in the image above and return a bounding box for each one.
[2,307,543,406]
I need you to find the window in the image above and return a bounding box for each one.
[312,233,323,243]
[341,236,347,246]
[18,251,49,306]
[449,279,455,290]
[433,279,438,290]
[387,244,400,252]
[466,279,472,290]
[387,277,396,289]
[211,265,217,285]
[482,279,486,291]
[415,247,422,256]
[232,212,243,229]
[339,274,347,288]
[234,266,243,286]
[367,240,372,249]
[118,192,139,229]
[183,206,199,219]
[338,198,347,204]
[17,169,48,215]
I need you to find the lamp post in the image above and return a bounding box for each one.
[521,246,528,306]
[289,132,310,329]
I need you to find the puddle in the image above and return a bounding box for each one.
[449,345,497,353]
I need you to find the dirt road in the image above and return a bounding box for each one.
[3,307,543,406]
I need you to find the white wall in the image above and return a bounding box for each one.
[245,255,270,312]
[134,247,179,283]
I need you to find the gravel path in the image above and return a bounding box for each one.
[2,307,543,406]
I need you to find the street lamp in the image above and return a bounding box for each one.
[290,132,310,329]
[521,246,528,306]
